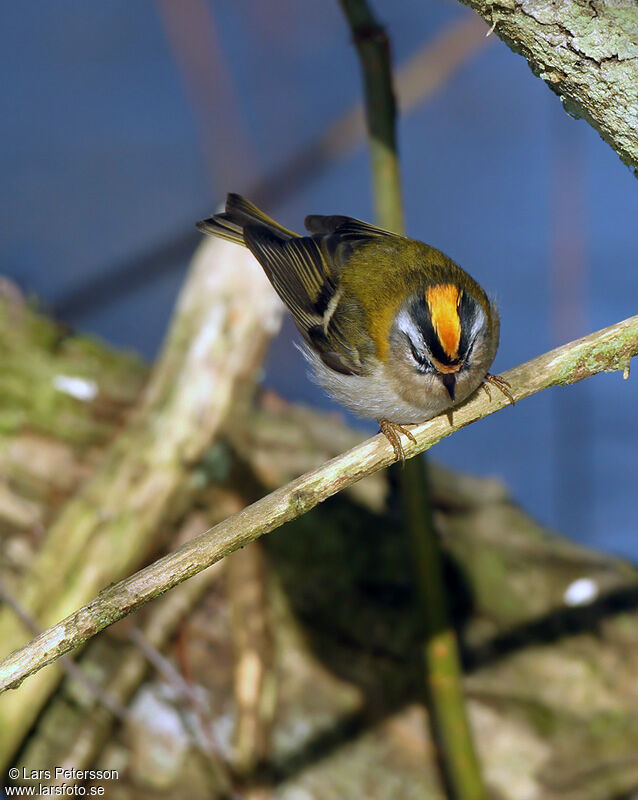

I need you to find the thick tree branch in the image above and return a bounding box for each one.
[458,0,638,173]
[0,314,636,693]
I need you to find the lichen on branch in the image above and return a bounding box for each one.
[458,0,638,173]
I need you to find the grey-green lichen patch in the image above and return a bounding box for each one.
[462,0,638,172]
[519,0,638,62]
[550,329,638,387]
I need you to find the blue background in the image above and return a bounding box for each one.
[2,0,636,558]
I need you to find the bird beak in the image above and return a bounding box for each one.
[442,373,456,401]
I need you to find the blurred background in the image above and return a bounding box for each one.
[2,0,637,559]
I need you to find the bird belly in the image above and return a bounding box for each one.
[301,346,445,424]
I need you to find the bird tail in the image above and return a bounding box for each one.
[196,193,297,246]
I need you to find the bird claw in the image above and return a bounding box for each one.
[378,419,417,464]
[481,373,515,405]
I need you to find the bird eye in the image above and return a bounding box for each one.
[406,336,429,370]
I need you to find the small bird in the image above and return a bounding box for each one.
[197,194,512,460]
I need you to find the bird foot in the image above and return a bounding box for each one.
[378,419,417,464]
[481,373,515,405]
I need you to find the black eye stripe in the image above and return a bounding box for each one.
[459,336,477,372]
[408,302,437,358]
[458,293,484,356]
[404,334,428,366]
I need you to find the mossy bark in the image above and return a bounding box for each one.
[457,0,638,174]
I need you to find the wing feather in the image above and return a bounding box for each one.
[305,214,395,240]
[197,196,395,376]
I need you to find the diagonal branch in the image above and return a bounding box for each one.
[0,314,637,693]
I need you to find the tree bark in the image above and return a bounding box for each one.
[457,0,638,173]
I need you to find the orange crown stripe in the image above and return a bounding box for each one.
[425,284,461,359]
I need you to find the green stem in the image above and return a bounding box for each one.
[338,1,486,796]
[402,457,486,800]
[338,0,404,234]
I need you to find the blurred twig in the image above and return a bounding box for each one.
[402,457,486,800]
[155,0,257,190]
[1,313,637,692]
[549,109,591,540]
[128,626,235,796]
[337,1,486,797]
[227,544,276,778]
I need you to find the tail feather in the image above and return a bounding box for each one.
[196,193,297,246]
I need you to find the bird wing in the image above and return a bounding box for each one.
[304,214,395,240]
[198,197,396,376]
[244,225,376,375]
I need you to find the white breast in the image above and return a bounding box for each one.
[299,345,447,423]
